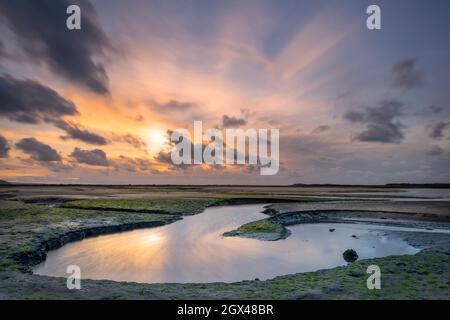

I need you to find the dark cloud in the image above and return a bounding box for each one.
[0,74,78,124]
[426,145,444,156]
[151,99,216,126]
[343,111,365,122]
[43,161,74,173]
[311,125,330,134]
[429,105,443,114]
[156,129,267,173]
[428,121,450,140]
[222,115,247,128]
[0,0,111,94]
[154,130,206,170]
[55,120,108,145]
[113,133,147,149]
[155,151,175,166]
[0,40,6,59]
[114,155,153,173]
[344,100,405,143]
[158,100,196,110]
[155,148,191,171]
[16,138,61,161]
[0,135,10,158]
[70,147,108,166]
[391,58,423,90]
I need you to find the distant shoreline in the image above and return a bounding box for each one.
[1,181,450,188]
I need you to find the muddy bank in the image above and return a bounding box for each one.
[223,206,450,242]
[14,219,180,272]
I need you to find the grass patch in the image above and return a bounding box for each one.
[62,198,215,215]
[237,219,284,233]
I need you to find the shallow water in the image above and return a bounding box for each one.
[338,188,450,201]
[33,204,421,283]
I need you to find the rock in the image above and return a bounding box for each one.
[351,235,359,239]
[262,208,278,216]
[329,228,335,232]
[343,249,358,263]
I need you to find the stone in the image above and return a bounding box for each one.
[343,249,359,263]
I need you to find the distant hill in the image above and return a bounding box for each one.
[291,183,450,189]
[0,180,11,185]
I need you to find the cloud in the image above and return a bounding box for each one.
[153,130,204,171]
[391,58,423,90]
[155,149,191,171]
[311,125,330,134]
[428,121,450,140]
[54,120,108,145]
[70,147,109,166]
[15,138,61,161]
[0,134,10,158]
[0,40,6,59]
[344,100,405,143]
[155,151,176,166]
[426,145,444,156]
[113,133,147,149]
[429,105,443,114]
[157,100,196,111]
[343,111,365,122]
[0,74,78,124]
[0,0,111,94]
[43,161,74,173]
[113,155,153,173]
[222,115,247,128]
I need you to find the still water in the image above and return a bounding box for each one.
[34,204,421,283]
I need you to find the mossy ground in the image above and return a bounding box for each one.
[62,198,216,215]
[237,219,283,233]
[0,199,181,273]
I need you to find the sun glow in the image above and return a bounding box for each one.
[146,129,169,153]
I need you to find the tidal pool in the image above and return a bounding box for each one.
[33,204,422,283]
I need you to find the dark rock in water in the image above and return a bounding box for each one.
[262,208,278,216]
[351,235,359,239]
[343,249,358,263]
[329,228,335,232]
[254,278,260,281]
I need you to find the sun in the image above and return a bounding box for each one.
[146,129,169,153]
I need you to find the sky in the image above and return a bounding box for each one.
[0,0,449,185]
